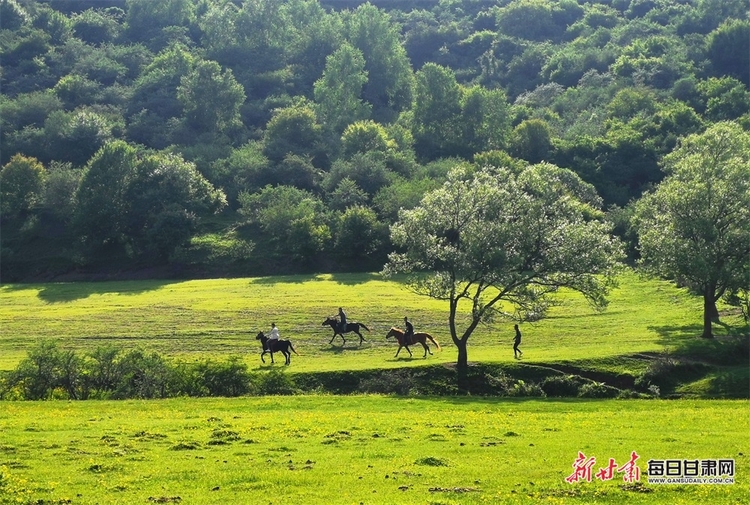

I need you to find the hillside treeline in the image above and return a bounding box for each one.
[1,0,748,280]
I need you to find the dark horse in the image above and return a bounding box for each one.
[322,317,370,346]
[256,331,298,365]
[385,327,441,358]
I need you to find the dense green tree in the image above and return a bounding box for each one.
[73,140,138,248]
[697,77,750,121]
[707,19,750,86]
[0,154,46,220]
[177,59,246,135]
[324,152,393,197]
[328,178,369,212]
[286,1,344,96]
[41,161,81,222]
[53,74,101,108]
[460,86,511,157]
[372,176,441,221]
[510,118,553,163]
[496,0,569,42]
[0,0,30,31]
[124,0,195,49]
[346,3,414,120]
[209,141,271,203]
[313,43,371,140]
[126,44,196,146]
[262,103,324,164]
[238,185,331,260]
[334,205,387,261]
[635,122,750,338]
[70,8,122,45]
[610,35,693,89]
[125,152,227,258]
[43,109,115,166]
[340,120,393,158]
[412,63,462,160]
[383,163,623,374]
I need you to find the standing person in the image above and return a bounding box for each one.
[403,316,414,345]
[338,307,347,333]
[267,322,280,353]
[513,324,523,359]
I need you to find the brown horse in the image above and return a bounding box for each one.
[385,327,440,358]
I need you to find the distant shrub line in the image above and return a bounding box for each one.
[0,341,671,401]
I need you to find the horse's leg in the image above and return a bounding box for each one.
[355,330,364,345]
[260,351,266,364]
[394,345,402,358]
[421,342,430,358]
[405,345,413,358]
[283,350,290,365]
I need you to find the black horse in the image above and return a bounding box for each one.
[322,317,370,346]
[256,331,298,365]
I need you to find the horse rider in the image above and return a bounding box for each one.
[267,322,280,353]
[403,316,414,345]
[338,307,347,333]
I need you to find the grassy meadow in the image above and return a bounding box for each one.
[1,396,747,505]
[0,271,738,375]
[1,271,748,504]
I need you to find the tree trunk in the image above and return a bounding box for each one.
[456,339,469,392]
[702,288,715,339]
[709,298,720,323]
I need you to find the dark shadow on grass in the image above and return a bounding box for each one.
[649,324,749,366]
[707,367,750,398]
[388,396,605,405]
[249,274,320,285]
[249,272,384,286]
[319,344,372,354]
[2,279,177,303]
[326,272,382,285]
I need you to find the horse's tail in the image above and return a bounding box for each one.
[289,341,299,355]
[427,334,441,351]
[359,323,371,332]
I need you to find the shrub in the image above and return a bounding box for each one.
[506,379,547,398]
[194,356,252,397]
[635,352,676,390]
[112,350,173,399]
[254,368,298,395]
[540,374,586,397]
[578,382,620,398]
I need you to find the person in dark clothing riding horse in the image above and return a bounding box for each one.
[403,316,414,345]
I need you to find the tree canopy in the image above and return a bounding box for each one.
[635,122,750,338]
[384,163,624,372]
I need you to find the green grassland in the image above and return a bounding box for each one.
[0,271,740,372]
[1,273,748,503]
[1,396,747,504]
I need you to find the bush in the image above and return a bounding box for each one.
[254,368,298,395]
[505,379,547,397]
[578,381,620,398]
[112,350,173,399]
[195,357,252,397]
[540,374,586,397]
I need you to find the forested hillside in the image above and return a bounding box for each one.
[1,0,748,281]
